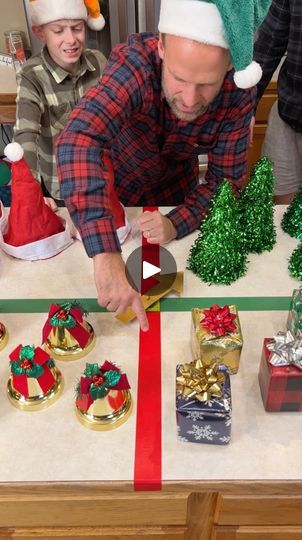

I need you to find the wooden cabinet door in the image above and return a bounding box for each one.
[212,525,302,540]
[215,494,302,526]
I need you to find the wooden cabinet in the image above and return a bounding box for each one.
[211,492,302,540]
[2,484,302,540]
[247,82,278,176]
[0,486,189,539]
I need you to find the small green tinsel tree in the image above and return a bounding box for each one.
[188,179,247,285]
[288,242,302,280]
[239,156,276,253]
[281,186,302,239]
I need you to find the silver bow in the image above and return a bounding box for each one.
[267,331,302,370]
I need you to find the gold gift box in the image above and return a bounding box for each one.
[191,306,243,374]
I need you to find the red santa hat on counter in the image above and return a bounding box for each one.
[0,143,74,260]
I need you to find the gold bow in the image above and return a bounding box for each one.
[176,359,224,402]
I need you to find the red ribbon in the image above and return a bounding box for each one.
[9,344,55,398]
[134,206,162,491]
[200,304,237,336]
[42,303,90,348]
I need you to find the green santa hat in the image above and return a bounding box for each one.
[158,0,271,89]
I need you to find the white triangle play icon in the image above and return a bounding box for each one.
[143,260,161,280]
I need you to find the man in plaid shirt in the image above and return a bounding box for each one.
[56,0,270,331]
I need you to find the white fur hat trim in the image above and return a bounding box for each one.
[0,217,74,261]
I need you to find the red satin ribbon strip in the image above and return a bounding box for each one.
[134,206,162,490]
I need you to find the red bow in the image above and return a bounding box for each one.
[76,361,130,413]
[42,303,90,348]
[9,344,55,398]
[200,304,237,336]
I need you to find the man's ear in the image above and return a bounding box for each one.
[227,63,233,73]
[158,33,165,61]
[32,25,46,43]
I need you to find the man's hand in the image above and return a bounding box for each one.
[93,252,149,332]
[44,196,58,212]
[136,210,177,244]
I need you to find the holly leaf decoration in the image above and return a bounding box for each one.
[27,364,44,378]
[20,345,35,361]
[105,370,121,387]
[50,310,76,329]
[11,361,24,376]
[90,383,108,400]
[84,363,100,378]
[11,361,44,378]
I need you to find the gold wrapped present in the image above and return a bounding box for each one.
[191,304,243,374]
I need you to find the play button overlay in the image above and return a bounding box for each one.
[142,261,161,280]
[125,245,177,296]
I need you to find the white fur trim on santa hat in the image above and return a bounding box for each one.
[0,218,74,261]
[4,142,24,162]
[158,0,228,49]
[30,0,87,26]
[117,211,131,245]
[233,61,263,89]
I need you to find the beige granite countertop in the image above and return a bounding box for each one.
[0,205,301,483]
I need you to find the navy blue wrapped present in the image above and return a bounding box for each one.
[176,360,231,445]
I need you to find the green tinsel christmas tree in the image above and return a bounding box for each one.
[188,179,247,285]
[239,156,276,254]
[288,242,302,280]
[281,186,302,239]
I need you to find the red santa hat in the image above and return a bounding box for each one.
[0,143,74,260]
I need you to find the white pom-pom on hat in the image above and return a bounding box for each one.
[4,142,24,162]
[233,61,263,89]
[87,13,105,30]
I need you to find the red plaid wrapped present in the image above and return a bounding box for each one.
[258,333,302,412]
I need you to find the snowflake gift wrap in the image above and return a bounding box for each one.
[176,360,231,445]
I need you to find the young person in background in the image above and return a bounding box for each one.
[13,0,106,210]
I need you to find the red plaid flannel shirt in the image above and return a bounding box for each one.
[56,33,256,257]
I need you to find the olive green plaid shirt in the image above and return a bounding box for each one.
[14,47,106,199]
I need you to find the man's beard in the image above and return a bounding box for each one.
[162,78,208,121]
